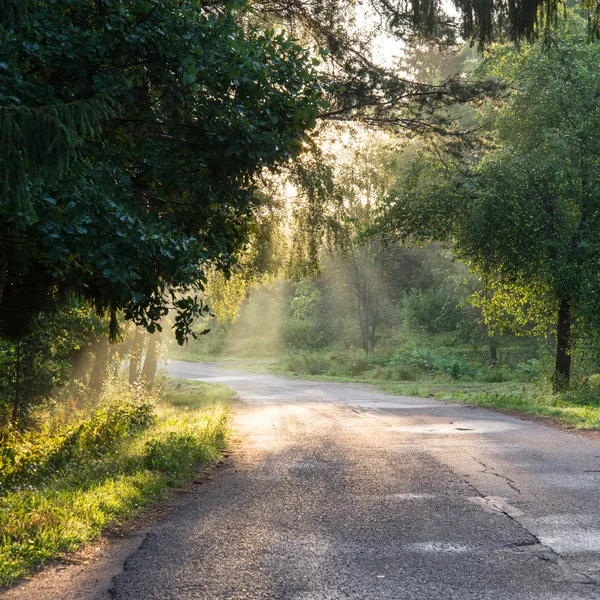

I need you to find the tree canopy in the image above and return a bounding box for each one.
[385,15,600,388]
[0,0,325,341]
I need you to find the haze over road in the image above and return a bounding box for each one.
[113,360,600,599]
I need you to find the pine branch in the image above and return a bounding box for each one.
[0,95,115,212]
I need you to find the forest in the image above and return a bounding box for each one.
[3,0,600,586]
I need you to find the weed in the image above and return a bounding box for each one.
[0,378,231,587]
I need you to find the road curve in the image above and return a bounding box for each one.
[108,361,600,599]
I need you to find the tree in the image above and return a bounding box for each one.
[370,0,600,46]
[314,133,402,353]
[141,330,162,389]
[0,299,107,427]
[0,0,325,342]
[385,16,600,390]
[254,0,499,130]
[129,328,146,386]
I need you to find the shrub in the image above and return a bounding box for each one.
[279,352,328,375]
[479,368,510,383]
[514,359,540,381]
[347,358,369,376]
[282,317,334,351]
[0,378,157,493]
[401,288,469,333]
[389,347,479,379]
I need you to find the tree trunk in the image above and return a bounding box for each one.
[129,328,145,385]
[67,346,89,402]
[353,266,370,354]
[489,338,497,366]
[88,337,110,392]
[552,297,571,392]
[369,294,378,352]
[360,300,372,354]
[71,346,88,381]
[355,273,377,355]
[141,330,162,389]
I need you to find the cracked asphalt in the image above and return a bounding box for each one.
[6,360,600,600]
[110,361,600,599]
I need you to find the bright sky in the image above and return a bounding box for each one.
[357,0,461,69]
[355,3,405,69]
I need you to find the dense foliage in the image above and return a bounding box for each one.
[0,0,325,341]
[385,16,600,389]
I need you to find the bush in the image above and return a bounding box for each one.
[479,368,510,383]
[389,347,478,379]
[0,378,231,586]
[372,365,419,381]
[282,318,332,351]
[401,288,470,333]
[0,378,157,493]
[514,359,540,381]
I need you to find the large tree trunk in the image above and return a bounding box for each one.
[552,297,571,392]
[368,295,378,352]
[355,270,377,355]
[88,337,110,392]
[141,330,162,389]
[358,287,372,354]
[129,328,146,385]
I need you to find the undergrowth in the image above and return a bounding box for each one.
[272,347,600,429]
[0,376,233,587]
[275,346,541,383]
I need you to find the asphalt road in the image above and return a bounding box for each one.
[108,361,600,599]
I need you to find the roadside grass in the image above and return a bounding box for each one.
[166,333,600,428]
[163,377,236,408]
[0,377,232,587]
[376,380,600,429]
[267,348,600,430]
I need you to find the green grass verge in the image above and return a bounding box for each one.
[229,351,600,430]
[0,378,233,587]
[375,380,600,430]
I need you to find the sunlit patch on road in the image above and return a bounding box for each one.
[390,421,519,435]
[405,542,475,553]
[389,493,437,500]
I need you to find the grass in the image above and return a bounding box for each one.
[239,347,600,430]
[0,377,233,587]
[167,336,600,429]
[376,380,600,429]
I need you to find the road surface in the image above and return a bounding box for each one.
[5,361,600,599]
[112,361,600,599]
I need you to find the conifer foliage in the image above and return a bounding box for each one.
[0,0,324,341]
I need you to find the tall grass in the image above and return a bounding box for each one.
[274,347,600,429]
[0,376,232,587]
